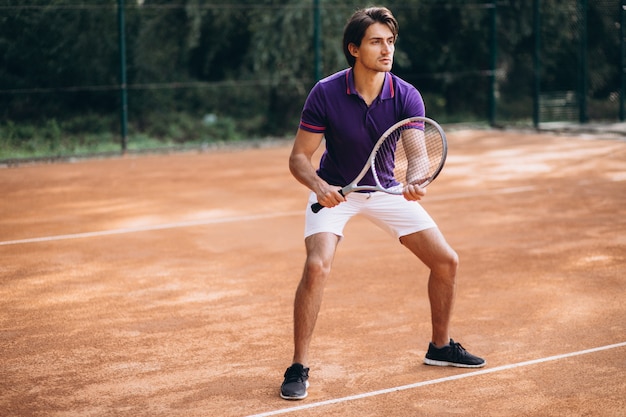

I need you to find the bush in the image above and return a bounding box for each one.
[0,111,267,161]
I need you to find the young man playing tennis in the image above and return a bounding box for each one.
[281,6,485,400]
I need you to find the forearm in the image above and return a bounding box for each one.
[289,153,328,194]
[289,129,345,208]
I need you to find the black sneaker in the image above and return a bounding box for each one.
[424,339,486,368]
[280,363,310,400]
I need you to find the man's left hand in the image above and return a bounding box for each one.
[402,183,426,201]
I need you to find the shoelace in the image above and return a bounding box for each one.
[448,341,469,360]
[284,367,308,383]
[451,341,466,351]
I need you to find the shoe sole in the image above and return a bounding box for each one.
[280,380,310,400]
[424,358,486,368]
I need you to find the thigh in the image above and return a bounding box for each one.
[400,227,457,270]
[304,232,341,266]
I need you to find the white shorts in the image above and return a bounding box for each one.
[304,191,437,240]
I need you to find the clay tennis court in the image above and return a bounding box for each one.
[1,128,625,416]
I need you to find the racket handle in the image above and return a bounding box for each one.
[310,189,344,213]
[311,202,324,213]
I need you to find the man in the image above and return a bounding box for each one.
[281,6,485,401]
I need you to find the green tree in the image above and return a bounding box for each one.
[0,1,119,120]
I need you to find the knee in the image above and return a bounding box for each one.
[302,256,332,285]
[304,257,330,278]
[449,250,459,270]
[437,249,459,278]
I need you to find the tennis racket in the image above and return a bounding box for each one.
[311,116,447,213]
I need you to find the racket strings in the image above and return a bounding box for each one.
[372,122,444,190]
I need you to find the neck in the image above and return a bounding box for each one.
[352,65,386,106]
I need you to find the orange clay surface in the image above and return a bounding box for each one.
[1,129,625,417]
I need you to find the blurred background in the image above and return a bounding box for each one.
[0,0,621,160]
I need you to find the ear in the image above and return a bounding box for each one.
[348,43,359,58]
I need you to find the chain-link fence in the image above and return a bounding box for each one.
[0,1,622,160]
[533,0,620,124]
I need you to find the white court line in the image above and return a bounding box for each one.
[0,212,301,246]
[0,186,535,246]
[246,341,626,417]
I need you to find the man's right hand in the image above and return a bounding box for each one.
[314,185,346,209]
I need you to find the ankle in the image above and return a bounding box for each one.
[431,340,451,349]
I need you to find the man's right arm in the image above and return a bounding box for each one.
[289,128,346,209]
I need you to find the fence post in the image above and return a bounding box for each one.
[578,0,588,124]
[488,0,497,126]
[533,0,541,128]
[619,0,626,122]
[117,0,128,153]
[313,0,321,82]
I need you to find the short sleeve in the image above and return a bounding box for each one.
[403,85,425,119]
[299,82,326,134]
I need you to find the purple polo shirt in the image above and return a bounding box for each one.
[299,68,425,188]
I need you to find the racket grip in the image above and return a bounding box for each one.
[310,189,344,213]
[311,202,324,213]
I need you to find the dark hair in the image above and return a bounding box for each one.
[342,7,399,67]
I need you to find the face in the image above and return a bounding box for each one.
[349,22,396,72]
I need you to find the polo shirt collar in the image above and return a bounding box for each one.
[345,68,395,99]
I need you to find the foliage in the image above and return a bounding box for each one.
[0,0,622,159]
